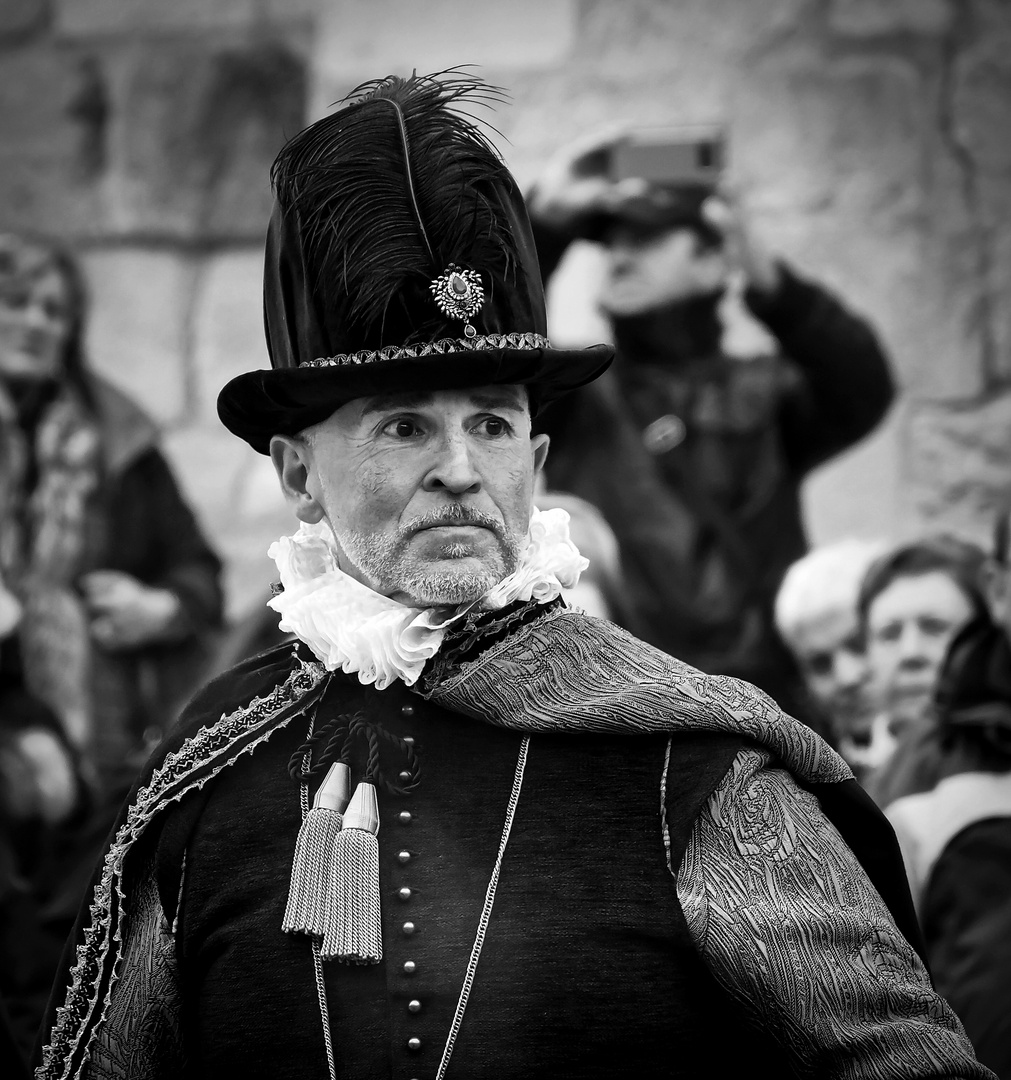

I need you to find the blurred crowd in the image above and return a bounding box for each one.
[775,527,1011,1074]
[1,120,1009,1080]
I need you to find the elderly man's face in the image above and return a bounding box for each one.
[272,385,548,607]
[792,607,874,741]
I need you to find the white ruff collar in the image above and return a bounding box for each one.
[267,507,587,689]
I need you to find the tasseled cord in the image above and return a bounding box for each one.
[322,781,382,963]
[283,761,383,965]
[283,761,352,938]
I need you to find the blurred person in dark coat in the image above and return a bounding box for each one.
[0,233,225,794]
[527,129,895,713]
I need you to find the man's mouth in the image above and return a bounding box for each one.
[414,523,495,550]
[420,519,485,529]
[408,508,502,539]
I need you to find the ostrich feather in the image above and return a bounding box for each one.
[270,71,521,340]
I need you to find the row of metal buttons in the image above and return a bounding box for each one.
[397,708,423,1064]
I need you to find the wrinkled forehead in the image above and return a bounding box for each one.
[0,234,60,288]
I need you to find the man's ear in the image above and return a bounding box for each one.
[269,435,325,524]
[532,432,550,478]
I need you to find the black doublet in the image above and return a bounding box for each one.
[155,660,781,1078]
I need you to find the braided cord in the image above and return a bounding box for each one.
[435,736,530,1080]
[289,709,419,793]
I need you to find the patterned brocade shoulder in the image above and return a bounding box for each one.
[675,746,994,1080]
[80,854,184,1079]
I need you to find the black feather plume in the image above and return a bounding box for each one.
[270,71,521,344]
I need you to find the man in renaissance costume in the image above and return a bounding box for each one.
[35,72,991,1080]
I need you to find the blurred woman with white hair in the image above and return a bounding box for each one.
[775,537,891,775]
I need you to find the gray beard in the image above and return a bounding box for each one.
[334,506,524,607]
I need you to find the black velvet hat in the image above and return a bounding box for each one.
[218,72,614,454]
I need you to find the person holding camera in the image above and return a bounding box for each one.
[528,129,895,718]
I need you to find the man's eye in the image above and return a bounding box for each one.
[383,418,420,438]
[479,417,511,437]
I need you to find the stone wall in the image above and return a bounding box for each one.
[3,0,1010,620]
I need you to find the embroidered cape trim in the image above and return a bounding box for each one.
[37,660,329,1080]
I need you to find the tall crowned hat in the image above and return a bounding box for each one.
[217,71,614,453]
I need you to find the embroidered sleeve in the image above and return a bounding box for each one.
[676,747,992,1080]
[81,854,186,1079]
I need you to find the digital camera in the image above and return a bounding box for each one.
[609,126,726,189]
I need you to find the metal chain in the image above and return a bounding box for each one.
[435,736,531,1080]
[312,938,337,1080]
[308,734,531,1080]
[297,715,339,1080]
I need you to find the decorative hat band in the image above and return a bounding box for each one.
[301,331,550,369]
[299,263,549,368]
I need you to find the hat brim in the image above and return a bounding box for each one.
[217,342,614,454]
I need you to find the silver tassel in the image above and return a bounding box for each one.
[282,761,351,938]
[322,781,382,964]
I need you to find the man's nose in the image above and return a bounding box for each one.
[422,433,481,494]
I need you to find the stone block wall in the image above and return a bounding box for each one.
[3,0,1010,621]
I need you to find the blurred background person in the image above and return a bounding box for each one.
[0,232,224,1044]
[858,533,989,808]
[884,511,1011,1078]
[774,537,890,770]
[0,567,79,1068]
[527,128,895,716]
[0,232,224,791]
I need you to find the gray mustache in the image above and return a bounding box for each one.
[405,505,503,535]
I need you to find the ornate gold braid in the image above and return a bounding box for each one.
[301,332,549,368]
[37,660,329,1080]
